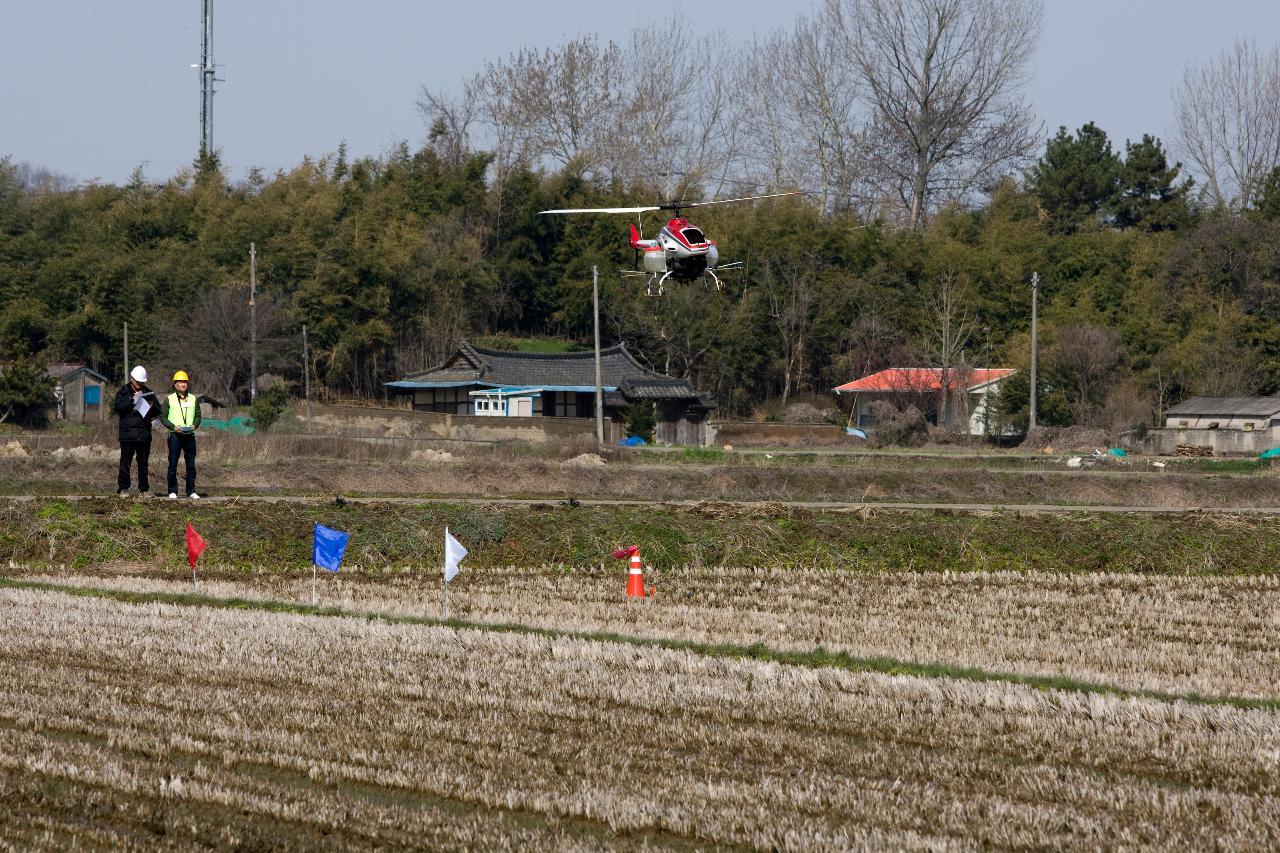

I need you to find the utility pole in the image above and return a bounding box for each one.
[122,322,129,381]
[302,324,312,429]
[249,242,257,401]
[982,325,991,438]
[593,265,604,446]
[1029,271,1039,433]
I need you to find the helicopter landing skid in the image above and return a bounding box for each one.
[646,272,672,297]
[621,269,725,297]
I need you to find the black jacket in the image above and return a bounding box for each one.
[114,383,161,442]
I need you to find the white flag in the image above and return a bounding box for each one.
[444,527,468,583]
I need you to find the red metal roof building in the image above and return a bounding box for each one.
[834,368,1014,394]
[834,368,1015,435]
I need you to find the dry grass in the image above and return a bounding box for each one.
[2,586,1277,849]
[18,566,1280,700]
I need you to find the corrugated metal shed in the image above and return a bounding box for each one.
[1164,397,1280,418]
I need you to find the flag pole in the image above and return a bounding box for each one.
[443,575,448,620]
[312,562,317,606]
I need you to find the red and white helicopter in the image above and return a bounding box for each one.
[540,191,802,296]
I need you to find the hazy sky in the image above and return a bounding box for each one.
[2,1,1277,185]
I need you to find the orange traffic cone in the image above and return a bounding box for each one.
[626,550,646,598]
[612,545,651,598]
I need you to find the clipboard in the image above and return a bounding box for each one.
[134,391,157,418]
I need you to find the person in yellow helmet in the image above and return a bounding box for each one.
[160,370,202,499]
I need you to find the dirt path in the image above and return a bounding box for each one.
[5,493,1278,515]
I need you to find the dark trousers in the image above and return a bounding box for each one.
[118,439,151,492]
[167,432,197,495]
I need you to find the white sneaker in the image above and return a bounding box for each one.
[168,492,178,499]
[189,492,201,500]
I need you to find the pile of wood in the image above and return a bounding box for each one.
[1175,443,1214,457]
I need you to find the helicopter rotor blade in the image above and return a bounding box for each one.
[658,191,805,211]
[538,206,661,215]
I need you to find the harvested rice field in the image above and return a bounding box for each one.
[2,496,1279,848]
[2,587,1278,850]
[2,560,1280,845]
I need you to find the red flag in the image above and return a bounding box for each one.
[186,523,207,568]
[611,545,639,560]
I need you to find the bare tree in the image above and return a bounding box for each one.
[1048,325,1123,425]
[416,80,480,169]
[834,311,913,387]
[420,28,744,201]
[1183,340,1266,398]
[11,160,77,194]
[920,270,974,429]
[1174,38,1280,210]
[758,252,822,404]
[614,24,742,198]
[739,15,874,213]
[828,0,1044,229]
[418,35,622,188]
[158,285,291,407]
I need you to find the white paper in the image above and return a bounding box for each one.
[444,527,468,583]
[134,394,151,417]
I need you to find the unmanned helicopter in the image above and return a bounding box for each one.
[539,191,803,297]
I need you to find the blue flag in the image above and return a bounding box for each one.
[313,523,349,573]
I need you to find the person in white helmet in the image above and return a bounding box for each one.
[113,365,160,496]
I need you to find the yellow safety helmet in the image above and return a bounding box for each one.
[172,370,190,382]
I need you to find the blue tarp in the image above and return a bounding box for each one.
[618,436,647,446]
[1108,447,1128,457]
[203,415,255,434]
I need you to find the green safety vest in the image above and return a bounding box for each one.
[167,392,197,429]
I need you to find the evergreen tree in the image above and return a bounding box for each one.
[1251,166,1280,222]
[1114,135,1191,231]
[1027,123,1120,234]
[0,356,54,427]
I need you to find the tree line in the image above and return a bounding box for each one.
[2,0,1280,433]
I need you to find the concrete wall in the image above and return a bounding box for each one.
[1163,415,1280,430]
[1142,427,1280,456]
[707,421,858,448]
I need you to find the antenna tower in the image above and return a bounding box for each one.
[198,0,223,159]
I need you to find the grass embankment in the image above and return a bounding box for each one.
[2,496,1276,575]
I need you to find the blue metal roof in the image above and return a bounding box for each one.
[385,380,484,389]
[470,386,544,397]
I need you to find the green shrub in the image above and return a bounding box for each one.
[248,384,290,432]
[624,401,655,442]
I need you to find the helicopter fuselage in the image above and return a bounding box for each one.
[630,217,720,282]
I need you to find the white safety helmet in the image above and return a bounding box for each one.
[130,366,148,383]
